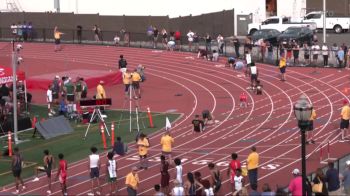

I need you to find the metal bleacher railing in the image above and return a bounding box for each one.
[0,27,346,68]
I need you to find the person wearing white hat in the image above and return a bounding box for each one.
[288,168,302,196]
[340,160,350,195]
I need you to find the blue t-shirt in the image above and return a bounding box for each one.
[326,168,340,191]
[337,50,345,61]
[342,169,350,188]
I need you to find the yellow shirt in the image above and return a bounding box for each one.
[96,84,106,99]
[125,172,139,189]
[160,135,174,152]
[132,72,141,82]
[341,105,350,120]
[279,57,286,68]
[309,109,316,121]
[137,138,149,156]
[123,72,131,85]
[247,152,259,170]
[54,31,61,39]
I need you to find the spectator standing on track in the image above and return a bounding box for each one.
[340,160,350,195]
[153,27,159,49]
[47,85,54,117]
[56,153,68,196]
[160,131,174,161]
[340,99,350,141]
[123,69,132,99]
[32,150,54,194]
[312,168,328,196]
[247,146,259,189]
[131,69,142,99]
[154,184,165,196]
[172,179,184,196]
[279,53,287,81]
[192,114,204,133]
[233,36,241,58]
[288,168,302,196]
[92,25,101,42]
[311,42,320,66]
[292,40,300,66]
[54,26,64,52]
[217,34,224,55]
[337,47,345,69]
[160,155,170,195]
[125,166,140,196]
[113,136,127,156]
[96,80,106,99]
[88,146,101,196]
[322,43,329,67]
[137,133,150,169]
[174,158,183,186]
[325,161,341,195]
[106,151,118,195]
[303,42,310,66]
[118,55,128,73]
[306,108,316,144]
[208,162,221,193]
[12,147,25,194]
[187,30,194,52]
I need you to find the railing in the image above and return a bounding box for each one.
[0,27,347,68]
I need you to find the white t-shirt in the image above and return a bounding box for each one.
[322,45,328,56]
[107,159,117,178]
[89,154,99,168]
[204,188,214,196]
[47,89,52,102]
[187,32,194,42]
[234,175,244,191]
[176,165,183,184]
[250,66,257,75]
[11,25,17,34]
[172,187,184,196]
[312,45,320,55]
[246,54,252,64]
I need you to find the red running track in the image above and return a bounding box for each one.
[0,42,350,195]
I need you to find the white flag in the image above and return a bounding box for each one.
[165,116,171,131]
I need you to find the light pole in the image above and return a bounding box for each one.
[294,94,313,196]
[12,41,18,144]
[323,0,326,43]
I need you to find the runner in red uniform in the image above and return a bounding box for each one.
[56,153,68,196]
[227,153,241,194]
[239,92,248,111]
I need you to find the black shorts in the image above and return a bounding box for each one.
[67,94,75,102]
[132,82,140,89]
[38,166,52,177]
[280,67,286,74]
[304,54,310,60]
[309,120,314,131]
[12,169,21,177]
[90,167,99,178]
[313,54,318,60]
[251,74,258,82]
[124,84,130,92]
[81,91,87,98]
[202,110,209,119]
[52,93,59,100]
[340,119,349,129]
[139,154,147,159]
[55,39,61,45]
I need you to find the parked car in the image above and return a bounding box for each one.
[251,29,280,46]
[248,16,316,35]
[277,26,313,45]
[302,11,350,33]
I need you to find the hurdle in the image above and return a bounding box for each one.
[320,141,337,164]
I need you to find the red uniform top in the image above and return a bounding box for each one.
[240,93,247,102]
[59,160,67,178]
[229,160,241,182]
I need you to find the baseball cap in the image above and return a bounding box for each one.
[292,168,300,175]
[132,166,138,171]
[99,80,105,84]
[55,75,59,79]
